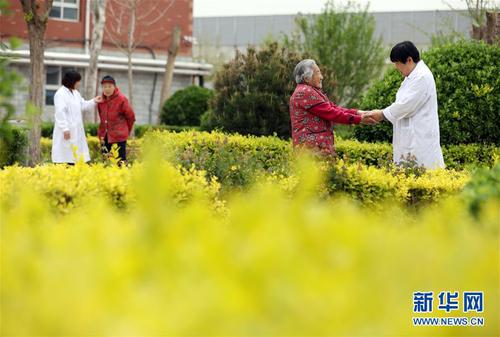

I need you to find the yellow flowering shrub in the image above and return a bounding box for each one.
[0,161,222,213]
[1,156,470,211]
[262,159,470,207]
[39,131,499,171]
[1,159,498,336]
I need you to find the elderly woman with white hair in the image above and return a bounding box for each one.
[289,59,375,155]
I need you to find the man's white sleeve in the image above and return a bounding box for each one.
[383,76,429,124]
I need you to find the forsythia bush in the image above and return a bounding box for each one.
[39,132,499,170]
[40,137,142,164]
[0,161,222,213]
[262,158,469,206]
[1,159,498,336]
[325,160,469,206]
[0,155,470,213]
[140,131,473,203]
[32,131,496,204]
[142,130,293,188]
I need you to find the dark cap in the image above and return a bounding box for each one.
[101,75,116,85]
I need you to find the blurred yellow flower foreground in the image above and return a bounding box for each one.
[0,158,498,336]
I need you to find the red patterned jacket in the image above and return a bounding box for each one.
[97,87,135,143]
[289,84,361,155]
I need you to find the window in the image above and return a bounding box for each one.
[49,0,79,21]
[45,66,81,106]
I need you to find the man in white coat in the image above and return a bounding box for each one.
[52,70,103,164]
[367,41,445,169]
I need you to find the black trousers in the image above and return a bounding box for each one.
[102,136,127,162]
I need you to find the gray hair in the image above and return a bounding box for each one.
[293,59,317,84]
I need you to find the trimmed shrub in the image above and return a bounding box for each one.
[355,40,500,145]
[142,131,292,188]
[134,124,200,138]
[39,132,499,171]
[323,160,469,206]
[462,163,500,216]
[140,131,472,205]
[41,122,199,139]
[0,127,28,167]
[42,122,97,138]
[160,86,214,126]
[0,161,222,212]
[209,42,338,138]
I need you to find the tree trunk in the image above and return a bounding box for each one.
[20,0,53,166]
[85,0,108,123]
[158,26,181,124]
[27,28,45,166]
[484,11,500,44]
[126,4,136,108]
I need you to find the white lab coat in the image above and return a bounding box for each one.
[51,86,96,163]
[383,61,445,169]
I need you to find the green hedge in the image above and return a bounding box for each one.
[14,130,500,207]
[35,132,471,206]
[0,127,28,167]
[31,132,500,172]
[322,159,469,206]
[355,40,500,145]
[142,131,292,188]
[40,122,200,139]
[160,86,214,126]
[335,139,500,170]
[461,164,500,216]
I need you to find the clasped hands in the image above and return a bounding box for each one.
[358,109,384,125]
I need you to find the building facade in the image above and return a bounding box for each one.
[193,10,473,57]
[1,0,212,124]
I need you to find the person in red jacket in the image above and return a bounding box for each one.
[97,75,136,163]
[290,59,377,155]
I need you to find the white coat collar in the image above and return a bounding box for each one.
[62,86,75,95]
[408,60,425,80]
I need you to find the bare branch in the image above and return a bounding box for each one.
[138,0,175,24]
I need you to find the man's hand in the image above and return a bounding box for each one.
[365,110,385,122]
[360,113,378,125]
[94,95,104,103]
[63,130,71,140]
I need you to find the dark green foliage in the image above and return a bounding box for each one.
[41,122,199,139]
[0,127,28,167]
[462,164,500,216]
[355,40,500,145]
[0,36,23,167]
[134,124,200,138]
[160,86,214,126]
[208,42,338,138]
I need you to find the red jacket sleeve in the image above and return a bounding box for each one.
[122,98,136,133]
[308,102,361,125]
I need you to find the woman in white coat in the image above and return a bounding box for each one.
[367,41,445,169]
[52,70,103,164]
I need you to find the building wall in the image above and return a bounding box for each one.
[193,10,472,55]
[2,0,204,126]
[0,0,193,56]
[10,64,195,125]
[98,70,193,125]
